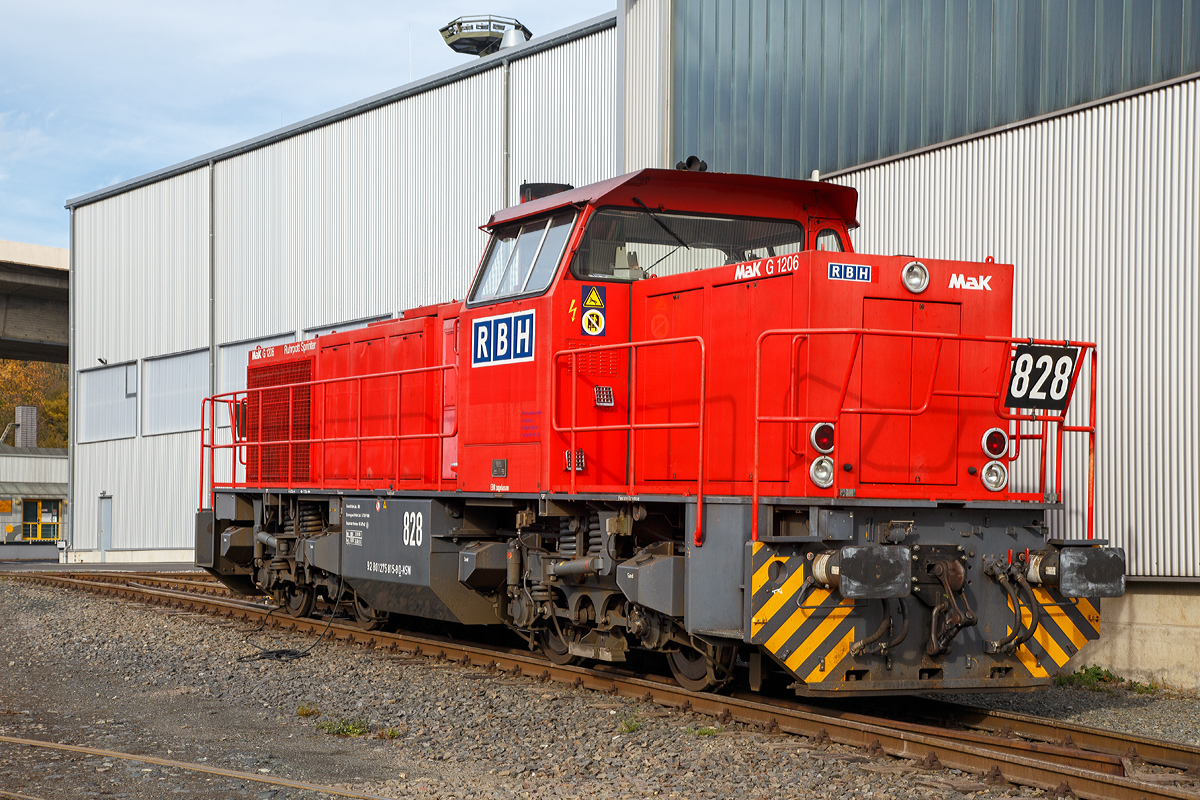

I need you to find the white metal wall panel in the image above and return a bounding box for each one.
[621,0,670,170]
[76,364,137,443]
[72,434,197,551]
[142,350,209,436]
[834,77,1199,577]
[509,27,620,200]
[213,68,505,347]
[68,21,620,556]
[72,169,210,366]
[0,454,67,484]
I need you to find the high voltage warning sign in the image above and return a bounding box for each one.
[581,285,606,336]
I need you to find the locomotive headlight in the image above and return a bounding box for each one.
[810,423,835,454]
[901,261,929,294]
[981,427,1009,459]
[980,460,1008,492]
[810,456,835,489]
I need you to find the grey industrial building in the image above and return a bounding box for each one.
[65,1,1199,684]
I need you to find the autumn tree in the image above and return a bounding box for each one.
[0,360,69,448]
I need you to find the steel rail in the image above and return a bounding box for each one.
[0,734,401,800]
[11,572,1200,800]
[920,698,1200,772]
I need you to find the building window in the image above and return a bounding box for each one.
[142,350,210,436]
[22,499,59,540]
[78,363,137,442]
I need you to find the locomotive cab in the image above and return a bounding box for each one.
[198,168,1124,696]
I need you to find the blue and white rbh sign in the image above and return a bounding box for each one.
[472,309,536,367]
[828,263,872,282]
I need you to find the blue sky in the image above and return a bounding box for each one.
[0,1,614,249]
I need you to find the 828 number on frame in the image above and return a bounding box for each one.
[1005,345,1078,411]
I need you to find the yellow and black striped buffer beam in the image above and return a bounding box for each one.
[1006,590,1101,678]
[748,541,859,684]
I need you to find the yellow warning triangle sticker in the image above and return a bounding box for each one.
[583,287,604,308]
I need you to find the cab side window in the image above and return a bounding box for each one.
[815,228,845,252]
[470,211,576,304]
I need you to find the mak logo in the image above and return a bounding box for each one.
[949,274,992,291]
[734,262,763,280]
[472,309,535,367]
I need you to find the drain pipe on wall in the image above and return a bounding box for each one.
[503,58,510,208]
[65,207,75,562]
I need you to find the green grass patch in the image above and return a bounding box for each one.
[686,725,722,737]
[316,717,370,736]
[1056,665,1157,694]
[617,711,642,734]
[379,727,402,740]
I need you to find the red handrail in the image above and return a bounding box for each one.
[551,336,707,546]
[751,328,1097,542]
[199,363,457,510]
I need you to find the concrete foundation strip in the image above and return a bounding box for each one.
[14,571,1200,800]
[0,733,398,800]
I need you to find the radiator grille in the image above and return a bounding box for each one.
[567,341,619,376]
[246,359,312,484]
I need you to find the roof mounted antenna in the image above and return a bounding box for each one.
[440,16,532,57]
[675,155,708,172]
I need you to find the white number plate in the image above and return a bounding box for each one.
[1005,345,1078,411]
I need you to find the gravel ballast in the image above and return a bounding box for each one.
[0,576,1196,799]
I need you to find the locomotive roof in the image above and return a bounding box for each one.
[486,169,859,230]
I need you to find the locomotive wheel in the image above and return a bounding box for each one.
[352,591,388,631]
[668,645,734,692]
[283,585,315,618]
[538,626,582,666]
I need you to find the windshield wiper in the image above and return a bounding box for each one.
[632,197,690,251]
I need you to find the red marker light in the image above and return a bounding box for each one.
[810,423,835,454]
[982,427,1009,459]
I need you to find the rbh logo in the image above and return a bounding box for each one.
[949,274,992,290]
[472,309,535,367]
[828,263,872,282]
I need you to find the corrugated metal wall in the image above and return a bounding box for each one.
[72,168,210,554]
[72,435,197,551]
[510,27,619,197]
[0,454,67,484]
[69,23,620,556]
[671,0,1200,179]
[213,69,504,345]
[73,170,211,364]
[832,76,1199,577]
[622,0,671,170]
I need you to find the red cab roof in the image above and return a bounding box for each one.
[485,169,859,230]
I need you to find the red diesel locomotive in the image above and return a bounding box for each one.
[197,168,1125,695]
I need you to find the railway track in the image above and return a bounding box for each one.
[10,570,1200,800]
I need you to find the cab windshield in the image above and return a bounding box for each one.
[572,208,806,281]
[470,210,576,304]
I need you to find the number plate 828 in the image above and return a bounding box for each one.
[1004,344,1079,412]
